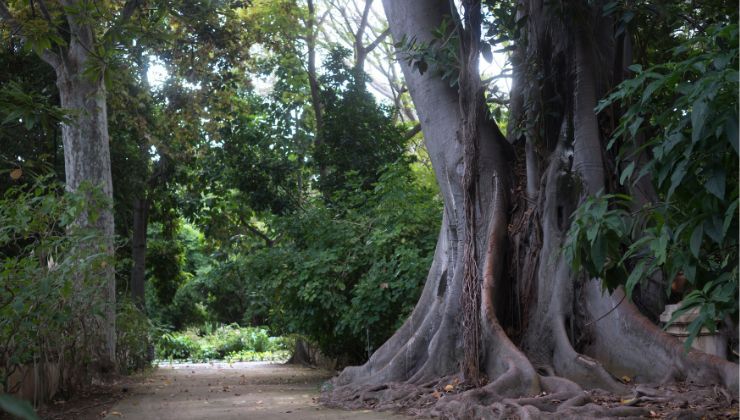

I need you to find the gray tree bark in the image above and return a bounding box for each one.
[130,197,149,308]
[56,42,117,369]
[323,0,738,417]
[0,0,119,376]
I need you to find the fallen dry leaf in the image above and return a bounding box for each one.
[444,384,454,392]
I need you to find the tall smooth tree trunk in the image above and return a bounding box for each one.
[56,41,117,370]
[130,197,149,308]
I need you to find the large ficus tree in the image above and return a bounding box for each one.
[0,0,143,369]
[324,0,738,417]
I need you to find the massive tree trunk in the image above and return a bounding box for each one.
[56,38,117,371]
[323,0,738,417]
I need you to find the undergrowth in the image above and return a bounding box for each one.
[155,324,292,362]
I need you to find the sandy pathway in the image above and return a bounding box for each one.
[101,362,402,420]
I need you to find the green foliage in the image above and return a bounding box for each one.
[199,255,270,326]
[155,325,286,362]
[156,332,200,360]
[264,163,442,361]
[145,225,203,326]
[184,161,440,362]
[211,105,304,215]
[144,221,213,330]
[566,23,738,349]
[116,298,154,373]
[316,47,406,197]
[0,81,67,131]
[0,178,115,392]
[394,18,460,86]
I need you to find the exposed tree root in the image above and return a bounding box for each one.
[322,0,740,417]
[323,376,738,419]
[322,125,738,420]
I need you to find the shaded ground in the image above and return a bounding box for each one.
[323,375,739,419]
[40,361,403,420]
[33,361,740,419]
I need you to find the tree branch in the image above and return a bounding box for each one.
[403,123,422,141]
[35,0,53,24]
[0,0,62,68]
[238,216,274,247]
[364,27,389,55]
[118,0,142,25]
[102,0,143,41]
[333,1,355,37]
[0,1,23,36]
[355,0,373,45]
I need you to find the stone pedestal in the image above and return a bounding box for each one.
[660,303,727,359]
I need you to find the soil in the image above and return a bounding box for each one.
[31,361,740,419]
[37,361,405,420]
[323,376,740,419]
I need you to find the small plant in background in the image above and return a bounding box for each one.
[156,333,200,360]
[116,299,154,372]
[154,325,288,362]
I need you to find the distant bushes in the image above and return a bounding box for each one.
[196,163,442,363]
[143,159,441,365]
[155,325,290,362]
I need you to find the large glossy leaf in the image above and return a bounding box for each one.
[691,99,708,144]
[704,169,726,200]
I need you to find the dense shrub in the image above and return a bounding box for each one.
[116,299,154,373]
[156,332,200,360]
[0,179,132,392]
[145,221,211,330]
[199,163,442,362]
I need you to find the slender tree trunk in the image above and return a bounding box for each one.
[306,0,323,147]
[130,197,149,308]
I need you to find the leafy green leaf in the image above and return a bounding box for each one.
[591,234,607,273]
[704,169,726,200]
[725,117,739,154]
[689,224,703,258]
[641,79,663,104]
[666,159,687,198]
[620,162,635,185]
[481,43,493,63]
[625,260,647,299]
[691,100,708,144]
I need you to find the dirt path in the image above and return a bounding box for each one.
[97,362,401,420]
